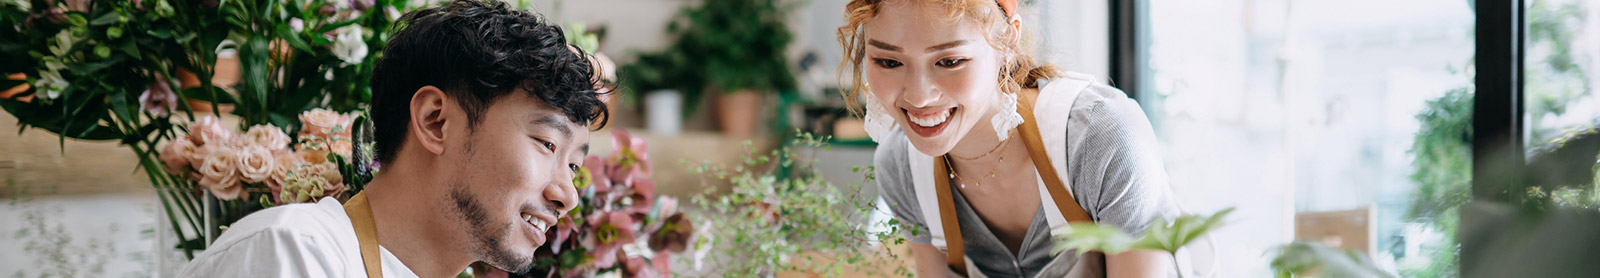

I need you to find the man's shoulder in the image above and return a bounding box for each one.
[180,197,357,277]
[218,197,353,244]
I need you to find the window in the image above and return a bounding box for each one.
[1131,0,1474,276]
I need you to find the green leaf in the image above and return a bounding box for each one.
[179,88,237,104]
[1050,223,1135,255]
[277,24,315,53]
[90,12,120,26]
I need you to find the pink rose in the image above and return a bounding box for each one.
[241,125,291,151]
[197,145,243,200]
[267,150,302,190]
[159,136,196,175]
[329,139,353,158]
[297,140,331,165]
[188,115,234,147]
[185,145,214,173]
[298,109,349,139]
[236,145,276,184]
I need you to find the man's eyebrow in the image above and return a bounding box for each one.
[926,40,968,52]
[533,115,573,138]
[867,39,902,52]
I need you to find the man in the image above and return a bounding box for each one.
[179,0,607,277]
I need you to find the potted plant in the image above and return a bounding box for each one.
[654,0,797,137]
[620,50,694,135]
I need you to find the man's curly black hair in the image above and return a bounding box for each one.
[369,0,608,164]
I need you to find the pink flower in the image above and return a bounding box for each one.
[583,211,637,268]
[549,215,581,253]
[606,130,650,182]
[138,75,178,118]
[236,145,277,184]
[584,155,613,193]
[188,115,234,147]
[240,125,291,151]
[159,136,196,175]
[621,179,656,217]
[266,150,302,190]
[197,145,243,200]
[297,109,350,140]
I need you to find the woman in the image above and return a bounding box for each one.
[838,0,1182,277]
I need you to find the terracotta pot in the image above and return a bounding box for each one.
[176,56,240,114]
[714,89,764,138]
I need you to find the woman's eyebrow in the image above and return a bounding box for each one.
[926,40,968,52]
[868,39,902,52]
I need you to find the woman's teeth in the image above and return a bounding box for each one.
[522,213,549,232]
[908,109,951,127]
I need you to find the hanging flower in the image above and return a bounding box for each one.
[583,211,638,268]
[619,255,661,278]
[619,179,656,218]
[138,74,179,118]
[584,155,613,193]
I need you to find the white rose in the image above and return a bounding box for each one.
[331,25,368,65]
[236,145,276,184]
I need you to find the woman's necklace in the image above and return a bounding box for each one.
[944,140,1013,189]
[949,130,1014,161]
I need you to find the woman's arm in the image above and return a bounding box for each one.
[1070,91,1184,277]
[1106,250,1175,277]
[910,243,957,277]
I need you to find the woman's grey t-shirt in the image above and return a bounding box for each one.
[873,80,1181,277]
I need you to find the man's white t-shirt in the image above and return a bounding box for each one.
[179,196,419,278]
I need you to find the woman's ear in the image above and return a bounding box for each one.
[408,86,452,156]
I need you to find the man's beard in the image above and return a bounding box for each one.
[449,187,534,273]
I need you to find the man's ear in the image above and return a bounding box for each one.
[409,86,452,156]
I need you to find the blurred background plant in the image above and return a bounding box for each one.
[686,133,911,277]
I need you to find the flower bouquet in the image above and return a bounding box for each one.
[158,109,367,206]
[495,130,698,278]
[0,0,414,259]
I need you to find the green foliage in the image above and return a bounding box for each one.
[689,133,911,277]
[1270,241,1397,278]
[1401,85,1473,278]
[1051,208,1233,256]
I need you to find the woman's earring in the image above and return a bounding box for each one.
[863,95,898,143]
[991,92,1023,141]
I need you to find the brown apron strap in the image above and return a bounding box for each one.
[343,192,384,278]
[933,155,968,274]
[1016,91,1095,224]
[936,89,1095,274]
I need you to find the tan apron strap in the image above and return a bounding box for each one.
[1017,91,1094,224]
[935,89,1096,274]
[933,155,968,274]
[343,192,384,278]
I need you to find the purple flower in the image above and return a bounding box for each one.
[350,0,374,11]
[138,75,178,118]
[647,212,695,254]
